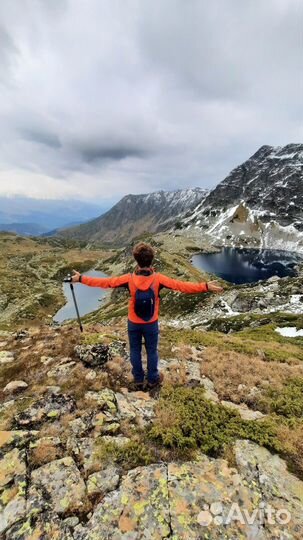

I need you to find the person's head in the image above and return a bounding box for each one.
[132,242,155,268]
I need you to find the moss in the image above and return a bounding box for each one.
[148,386,281,455]
[258,378,303,418]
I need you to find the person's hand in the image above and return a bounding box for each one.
[72,270,81,283]
[207,280,224,293]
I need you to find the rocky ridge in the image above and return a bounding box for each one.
[58,188,208,246]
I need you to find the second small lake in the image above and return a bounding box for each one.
[192,248,302,284]
[53,270,108,323]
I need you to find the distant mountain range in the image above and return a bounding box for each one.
[181,143,303,252]
[0,197,109,235]
[58,188,208,246]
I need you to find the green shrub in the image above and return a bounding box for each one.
[148,386,281,455]
[260,378,303,418]
[93,439,155,471]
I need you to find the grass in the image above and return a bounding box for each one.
[160,324,303,364]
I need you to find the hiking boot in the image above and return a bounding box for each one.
[147,372,164,389]
[130,380,146,392]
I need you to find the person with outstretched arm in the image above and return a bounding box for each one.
[72,242,223,390]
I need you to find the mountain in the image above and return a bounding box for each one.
[182,143,303,252]
[58,188,208,246]
[0,222,49,236]
[0,196,108,231]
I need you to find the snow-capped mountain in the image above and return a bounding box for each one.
[59,188,208,246]
[182,144,303,252]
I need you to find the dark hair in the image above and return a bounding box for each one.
[132,242,155,268]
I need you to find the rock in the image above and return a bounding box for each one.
[101,435,130,447]
[45,385,61,395]
[235,440,303,538]
[0,430,37,451]
[108,340,128,359]
[75,343,111,367]
[0,351,14,365]
[63,515,80,528]
[14,330,29,340]
[0,448,26,489]
[221,400,266,421]
[74,446,303,539]
[3,381,28,394]
[73,464,171,540]
[40,355,55,365]
[68,417,89,437]
[6,512,74,539]
[47,360,76,378]
[116,390,155,426]
[0,448,27,534]
[200,376,219,402]
[15,394,75,428]
[85,370,97,381]
[29,457,87,516]
[0,491,27,535]
[92,411,120,435]
[87,466,120,498]
[85,388,117,413]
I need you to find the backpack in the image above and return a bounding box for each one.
[131,273,156,322]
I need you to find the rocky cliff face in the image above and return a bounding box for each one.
[59,188,208,246]
[182,144,303,252]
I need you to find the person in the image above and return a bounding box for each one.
[72,242,223,390]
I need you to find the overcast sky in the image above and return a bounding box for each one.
[0,0,302,202]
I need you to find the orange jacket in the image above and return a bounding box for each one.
[81,271,208,324]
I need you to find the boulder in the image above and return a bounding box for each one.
[87,466,120,498]
[15,394,75,428]
[3,381,28,394]
[28,457,87,516]
[75,344,111,367]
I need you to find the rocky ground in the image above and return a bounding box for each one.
[1,322,303,539]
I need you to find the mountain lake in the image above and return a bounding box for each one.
[192,247,302,284]
[53,270,108,323]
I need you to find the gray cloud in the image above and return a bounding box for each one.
[20,128,62,149]
[0,0,301,200]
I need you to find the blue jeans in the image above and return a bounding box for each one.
[127,320,159,384]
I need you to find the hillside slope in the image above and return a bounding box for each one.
[58,188,208,246]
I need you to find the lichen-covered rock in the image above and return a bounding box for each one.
[15,393,75,428]
[0,430,37,452]
[235,439,303,538]
[85,388,117,413]
[46,359,76,378]
[0,448,26,490]
[3,381,28,394]
[73,464,171,540]
[116,390,155,426]
[75,343,111,367]
[0,448,27,535]
[5,512,74,539]
[28,457,87,516]
[87,466,120,498]
[73,449,303,539]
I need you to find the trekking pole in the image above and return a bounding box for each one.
[63,274,83,332]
